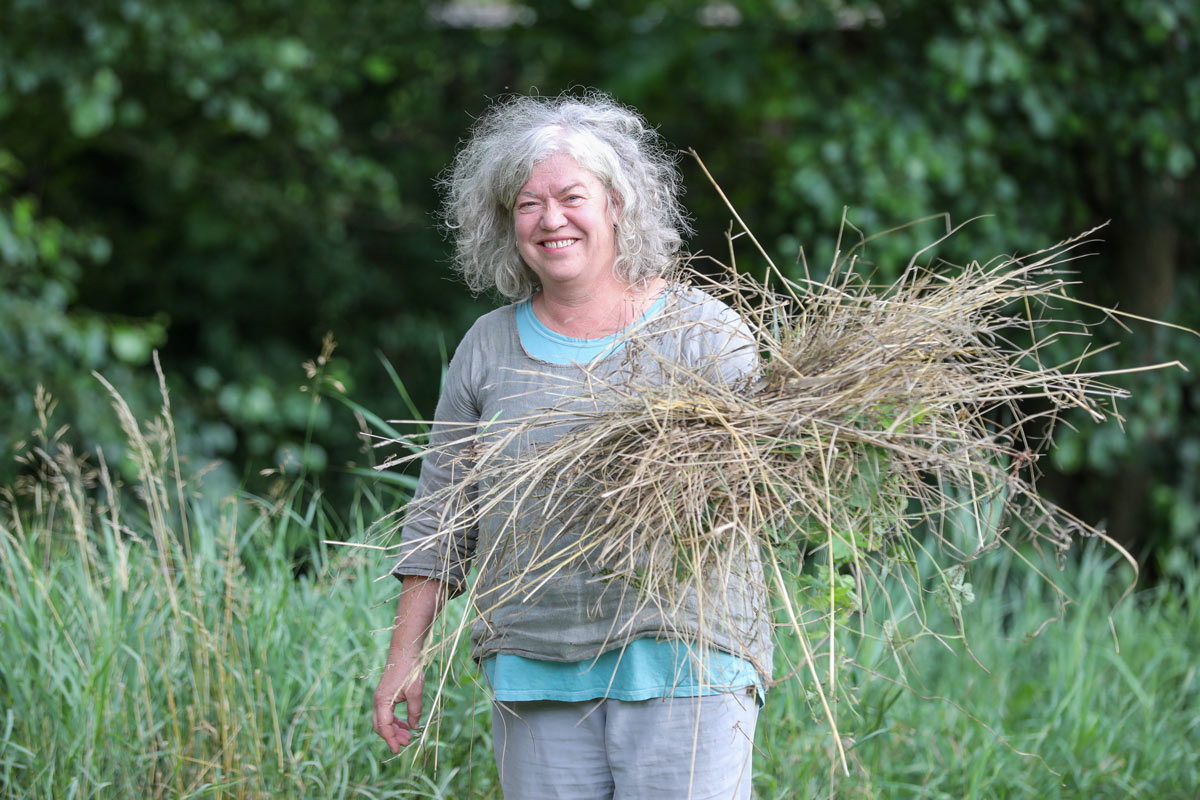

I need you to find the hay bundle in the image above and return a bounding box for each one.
[394,225,1125,593]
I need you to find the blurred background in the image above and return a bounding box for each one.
[3,0,1196,579]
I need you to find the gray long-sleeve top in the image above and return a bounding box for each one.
[392,286,774,682]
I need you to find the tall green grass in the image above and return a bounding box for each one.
[0,379,493,799]
[1,379,1197,798]
[755,552,1199,798]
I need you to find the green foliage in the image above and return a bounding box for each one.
[1,0,1196,561]
[4,8,1195,791]
[4,445,1195,798]
[0,152,164,471]
[0,377,428,798]
[758,549,1199,798]
[0,0,484,487]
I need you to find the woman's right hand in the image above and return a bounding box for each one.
[373,653,425,753]
[372,575,445,754]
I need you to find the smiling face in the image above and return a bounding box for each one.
[512,153,619,295]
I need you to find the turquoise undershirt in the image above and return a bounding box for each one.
[513,293,667,365]
[484,294,761,703]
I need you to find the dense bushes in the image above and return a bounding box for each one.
[2,0,1196,561]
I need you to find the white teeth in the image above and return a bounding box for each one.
[542,239,577,249]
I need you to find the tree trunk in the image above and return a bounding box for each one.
[1103,177,1181,556]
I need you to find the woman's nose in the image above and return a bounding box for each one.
[540,201,566,229]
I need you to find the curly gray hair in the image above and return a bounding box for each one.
[440,91,691,301]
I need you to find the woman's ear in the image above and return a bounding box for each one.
[607,188,624,224]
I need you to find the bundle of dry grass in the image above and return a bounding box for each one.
[380,192,1186,771]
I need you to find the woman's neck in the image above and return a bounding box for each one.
[532,277,666,339]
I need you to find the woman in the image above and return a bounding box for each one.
[372,92,772,799]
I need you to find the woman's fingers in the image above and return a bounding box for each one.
[374,697,414,753]
[374,664,424,753]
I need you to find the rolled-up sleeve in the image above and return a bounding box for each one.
[390,329,482,597]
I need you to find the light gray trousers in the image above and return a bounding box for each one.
[491,692,758,800]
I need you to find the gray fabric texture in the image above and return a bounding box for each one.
[391,286,773,681]
[491,693,758,800]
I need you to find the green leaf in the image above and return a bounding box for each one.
[110,325,152,365]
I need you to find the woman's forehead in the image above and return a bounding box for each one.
[519,153,604,194]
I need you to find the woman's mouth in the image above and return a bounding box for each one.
[540,238,579,250]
